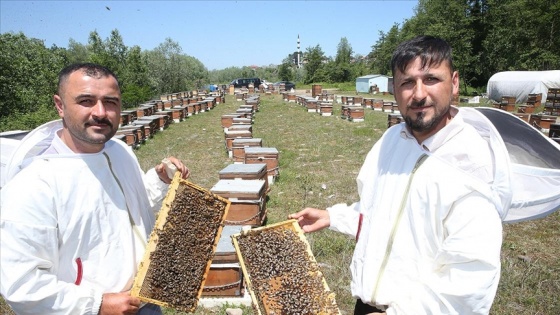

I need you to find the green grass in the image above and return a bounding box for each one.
[1,93,558,315]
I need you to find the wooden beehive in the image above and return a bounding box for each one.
[348,106,365,121]
[232,138,263,162]
[131,174,230,312]
[210,179,267,226]
[244,147,279,183]
[232,220,341,315]
[219,163,269,193]
[221,114,241,128]
[202,225,245,297]
[319,103,333,116]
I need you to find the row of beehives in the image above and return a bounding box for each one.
[130,93,341,314]
[229,83,290,98]
[113,92,225,148]
[197,94,281,299]
[289,91,402,123]
[497,90,559,117]
[203,95,341,314]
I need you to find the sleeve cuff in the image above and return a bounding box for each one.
[327,202,360,236]
[91,291,103,315]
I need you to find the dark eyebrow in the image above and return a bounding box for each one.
[103,96,121,102]
[74,94,120,102]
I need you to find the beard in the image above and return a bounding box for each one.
[404,99,450,133]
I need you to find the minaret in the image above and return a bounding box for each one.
[297,34,301,68]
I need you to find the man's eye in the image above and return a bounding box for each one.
[105,100,120,106]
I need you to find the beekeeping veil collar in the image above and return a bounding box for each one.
[2,120,63,187]
[465,107,560,223]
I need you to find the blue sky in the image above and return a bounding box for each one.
[0,0,417,70]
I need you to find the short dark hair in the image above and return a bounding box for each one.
[57,63,119,95]
[391,35,454,75]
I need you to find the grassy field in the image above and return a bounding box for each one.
[134,93,559,314]
[1,92,558,314]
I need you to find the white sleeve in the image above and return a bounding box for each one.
[327,201,361,237]
[387,192,503,315]
[0,177,103,315]
[143,167,169,214]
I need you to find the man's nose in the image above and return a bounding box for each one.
[91,100,107,117]
[413,81,428,101]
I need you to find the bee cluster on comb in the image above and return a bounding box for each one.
[232,220,341,315]
[131,175,230,312]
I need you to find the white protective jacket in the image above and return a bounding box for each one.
[328,107,513,315]
[1,120,168,314]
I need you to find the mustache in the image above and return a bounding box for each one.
[408,99,432,108]
[86,118,113,128]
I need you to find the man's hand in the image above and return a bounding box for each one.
[155,156,190,184]
[99,292,141,315]
[288,207,330,233]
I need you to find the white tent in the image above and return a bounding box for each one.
[355,74,393,94]
[486,70,560,104]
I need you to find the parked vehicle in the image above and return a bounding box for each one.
[230,78,262,88]
[273,81,296,90]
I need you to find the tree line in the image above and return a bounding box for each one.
[369,0,559,92]
[297,0,559,93]
[2,0,558,132]
[0,30,208,132]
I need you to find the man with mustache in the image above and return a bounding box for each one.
[290,36,511,314]
[1,63,190,314]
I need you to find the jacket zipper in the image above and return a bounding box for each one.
[371,153,428,302]
[103,153,147,249]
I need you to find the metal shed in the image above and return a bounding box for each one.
[355,74,393,94]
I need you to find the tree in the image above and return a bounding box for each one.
[369,24,401,75]
[105,29,128,76]
[0,32,62,131]
[144,38,207,94]
[121,45,152,107]
[278,55,295,81]
[303,45,327,84]
[66,38,89,64]
[330,37,354,82]
[482,0,560,78]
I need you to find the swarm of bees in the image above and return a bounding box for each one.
[131,176,230,312]
[232,220,341,315]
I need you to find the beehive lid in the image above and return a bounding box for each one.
[232,220,341,315]
[244,147,279,155]
[210,179,266,199]
[233,118,252,123]
[225,130,252,137]
[219,163,267,176]
[131,174,230,312]
[228,124,252,131]
[232,138,262,146]
[216,225,243,254]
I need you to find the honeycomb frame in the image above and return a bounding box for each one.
[131,173,230,312]
[232,220,341,315]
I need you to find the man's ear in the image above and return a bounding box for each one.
[452,71,459,96]
[53,95,64,118]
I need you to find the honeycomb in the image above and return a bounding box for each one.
[232,220,341,315]
[131,174,230,312]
